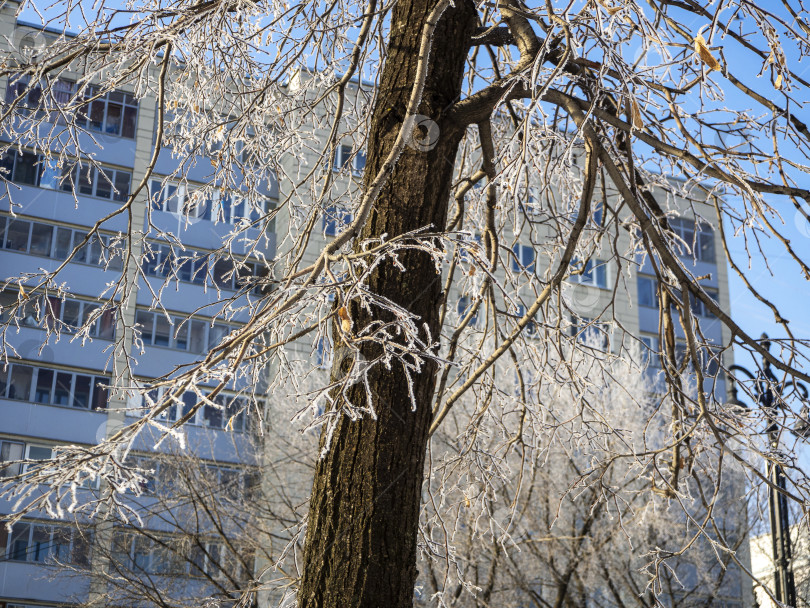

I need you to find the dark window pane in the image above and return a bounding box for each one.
[12,151,38,186]
[122,106,137,138]
[150,180,164,210]
[0,152,14,179]
[44,296,61,329]
[34,368,54,403]
[81,236,102,265]
[95,168,112,199]
[78,165,94,196]
[112,171,130,202]
[29,223,53,256]
[9,523,31,560]
[93,377,109,410]
[55,228,72,259]
[153,315,171,347]
[71,530,91,567]
[173,321,188,350]
[51,527,71,563]
[208,324,229,350]
[105,103,122,134]
[189,320,206,353]
[89,100,105,131]
[81,303,99,336]
[0,365,7,398]
[177,255,193,282]
[98,309,115,340]
[0,440,24,478]
[54,372,72,405]
[5,220,31,251]
[135,310,154,344]
[8,364,33,401]
[191,257,207,284]
[72,374,92,408]
[59,164,75,192]
[203,403,223,428]
[31,524,51,562]
[63,299,81,331]
[213,259,235,289]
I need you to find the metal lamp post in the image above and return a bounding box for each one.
[727,334,809,608]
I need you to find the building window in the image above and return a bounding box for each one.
[2,521,91,567]
[323,205,352,237]
[0,363,109,410]
[670,217,715,264]
[332,144,365,176]
[316,336,331,369]
[0,151,132,201]
[640,334,662,369]
[516,304,537,337]
[150,179,272,225]
[133,308,223,354]
[0,439,24,478]
[7,294,116,340]
[637,274,658,308]
[5,75,75,119]
[570,258,608,288]
[689,289,719,319]
[571,316,609,350]
[457,296,478,327]
[135,386,249,432]
[141,242,260,293]
[77,86,138,138]
[63,162,131,202]
[511,244,536,273]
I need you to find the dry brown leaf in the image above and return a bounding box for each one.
[694,33,721,71]
[631,99,643,129]
[338,306,352,334]
[775,73,784,90]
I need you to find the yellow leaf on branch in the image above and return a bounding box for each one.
[338,306,352,334]
[775,73,784,90]
[694,33,721,71]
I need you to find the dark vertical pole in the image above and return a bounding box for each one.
[769,456,797,607]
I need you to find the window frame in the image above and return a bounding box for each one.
[0,362,110,410]
[3,520,91,567]
[332,144,365,176]
[570,258,608,289]
[76,85,139,139]
[637,274,658,309]
[322,205,353,237]
[511,243,536,273]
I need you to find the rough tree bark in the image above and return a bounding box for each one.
[298,1,477,606]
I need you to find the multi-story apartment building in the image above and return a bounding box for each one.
[0,5,275,608]
[0,10,751,608]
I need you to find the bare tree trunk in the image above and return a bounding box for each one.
[298,1,476,606]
